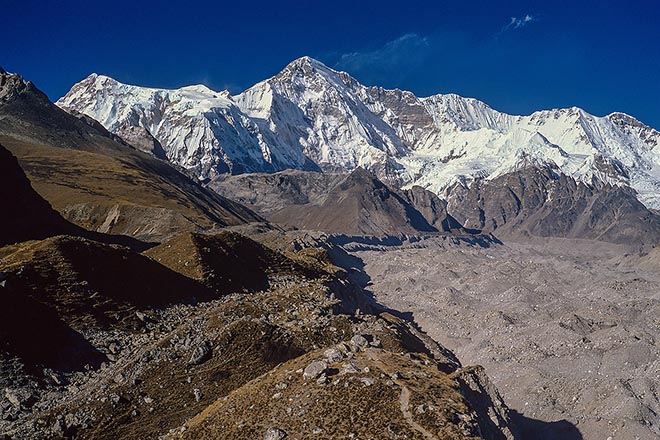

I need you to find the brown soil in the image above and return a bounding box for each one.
[1,137,260,242]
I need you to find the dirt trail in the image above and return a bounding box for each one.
[365,352,439,440]
[398,385,438,440]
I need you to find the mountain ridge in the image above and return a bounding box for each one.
[0,67,262,242]
[57,56,660,209]
[268,167,441,236]
[213,167,465,236]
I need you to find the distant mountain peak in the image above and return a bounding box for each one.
[178,84,219,95]
[273,56,358,92]
[283,55,331,71]
[339,167,383,189]
[57,56,660,208]
[80,72,112,84]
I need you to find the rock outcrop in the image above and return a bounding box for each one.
[446,164,660,249]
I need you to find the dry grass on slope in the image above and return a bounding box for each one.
[23,280,355,440]
[0,235,210,332]
[143,231,321,294]
[1,137,260,242]
[169,346,482,440]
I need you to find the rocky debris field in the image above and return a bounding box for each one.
[0,229,519,440]
[353,236,660,440]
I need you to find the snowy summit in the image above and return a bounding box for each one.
[57,57,660,208]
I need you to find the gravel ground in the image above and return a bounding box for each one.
[352,236,660,440]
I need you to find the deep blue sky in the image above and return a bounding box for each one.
[3,0,660,127]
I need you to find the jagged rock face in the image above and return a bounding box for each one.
[57,74,315,179]
[400,185,463,232]
[446,164,660,248]
[0,71,43,102]
[0,70,114,151]
[58,57,660,208]
[114,125,167,159]
[208,170,346,216]
[235,58,410,181]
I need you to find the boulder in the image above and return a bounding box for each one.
[264,427,287,440]
[303,360,327,380]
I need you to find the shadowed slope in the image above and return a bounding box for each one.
[0,236,212,331]
[213,169,464,235]
[0,287,107,374]
[0,142,147,249]
[0,143,73,246]
[144,231,319,294]
[0,68,261,242]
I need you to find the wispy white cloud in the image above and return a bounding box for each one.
[498,14,539,36]
[334,33,430,74]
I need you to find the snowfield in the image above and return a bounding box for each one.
[57,57,660,207]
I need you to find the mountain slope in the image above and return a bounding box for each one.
[56,73,314,179]
[215,168,463,236]
[0,142,148,249]
[58,57,660,208]
[144,231,317,293]
[0,68,261,241]
[1,227,520,440]
[268,168,441,236]
[234,57,410,181]
[445,162,660,248]
[169,346,516,440]
[208,169,346,216]
[0,236,212,332]
[401,184,464,232]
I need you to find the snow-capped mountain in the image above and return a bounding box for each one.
[57,74,313,178]
[57,56,660,207]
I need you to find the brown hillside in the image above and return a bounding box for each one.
[0,235,211,332]
[446,164,660,249]
[172,347,481,440]
[0,142,146,249]
[0,68,261,242]
[270,168,439,235]
[0,143,74,246]
[144,231,318,293]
